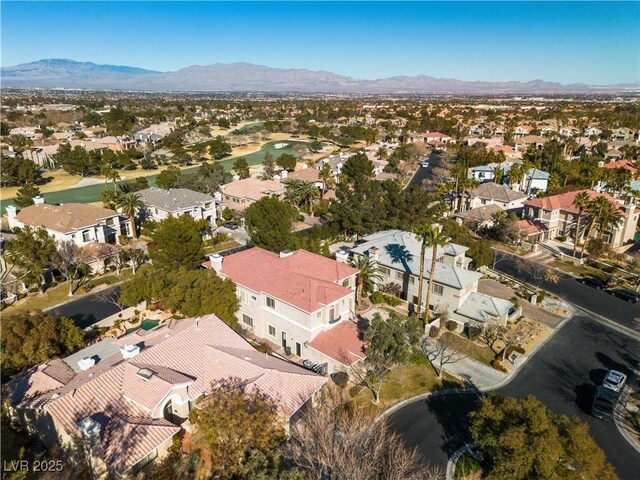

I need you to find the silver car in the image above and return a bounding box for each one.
[602,370,627,393]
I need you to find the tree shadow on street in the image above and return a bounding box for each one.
[425,392,481,457]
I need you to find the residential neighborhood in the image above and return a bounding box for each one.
[1,2,639,480]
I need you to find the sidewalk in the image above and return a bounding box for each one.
[422,338,506,391]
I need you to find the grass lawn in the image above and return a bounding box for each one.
[439,331,496,366]
[352,358,461,414]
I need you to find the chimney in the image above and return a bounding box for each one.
[279,250,294,258]
[335,249,349,264]
[120,344,140,359]
[33,196,45,205]
[213,191,222,201]
[368,247,379,261]
[5,205,17,229]
[209,253,223,272]
[280,170,288,179]
[77,357,96,371]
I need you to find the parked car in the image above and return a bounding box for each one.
[302,359,321,373]
[602,370,627,393]
[420,160,429,168]
[607,288,640,303]
[591,385,617,420]
[223,222,239,230]
[579,276,608,289]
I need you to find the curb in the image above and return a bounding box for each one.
[613,362,640,454]
[446,443,479,480]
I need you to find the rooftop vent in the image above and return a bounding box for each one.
[120,344,140,359]
[77,357,96,371]
[137,368,155,381]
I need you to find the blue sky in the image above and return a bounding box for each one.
[2,2,639,84]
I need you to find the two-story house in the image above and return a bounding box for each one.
[462,182,528,212]
[6,197,131,246]
[523,190,639,248]
[349,230,518,327]
[220,177,286,212]
[136,187,217,227]
[205,247,363,373]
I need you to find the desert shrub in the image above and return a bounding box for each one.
[445,320,458,332]
[428,326,440,338]
[490,359,508,372]
[331,371,349,388]
[383,293,402,306]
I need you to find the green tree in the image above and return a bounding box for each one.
[1,311,84,378]
[341,152,375,181]
[470,395,616,480]
[155,166,182,189]
[149,215,205,270]
[276,153,297,172]
[244,197,298,253]
[6,226,57,294]
[14,183,41,208]
[352,312,422,404]
[0,121,10,136]
[8,134,33,154]
[190,385,295,480]
[261,155,277,180]
[414,224,450,321]
[349,255,383,308]
[208,135,232,159]
[232,157,250,179]
[0,157,39,186]
[117,192,144,239]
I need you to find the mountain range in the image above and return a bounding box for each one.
[1,59,637,93]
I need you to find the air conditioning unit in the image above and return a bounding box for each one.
[120,344,140,359]
[77,357,96,371]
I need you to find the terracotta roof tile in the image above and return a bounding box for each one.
[307,320,367,366]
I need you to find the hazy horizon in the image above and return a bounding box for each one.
[2,2,639,86]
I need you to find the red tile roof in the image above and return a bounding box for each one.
[219,248,359,313]
[306,320,367,366]
[601,160,638,175]
[517,218,548,236]
[525,190,627,215]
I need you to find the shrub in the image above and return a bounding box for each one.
[349,385,362,398]
[490,359,508,372]
[332,371,349,388]
[445,320,458,332]
[467,326,481,341]
[428,327,440,338]
[370,291,385,304]
[383,293,402,307]
[510,295,521,310]
[129,316,140,324]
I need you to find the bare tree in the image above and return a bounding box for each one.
[94,285,126,311]
[124,245,147,275]
[50,241,91,296]
[498,320,532,361]
[479,319,500,353]
[422,339,468,379]
[286,391,444,480]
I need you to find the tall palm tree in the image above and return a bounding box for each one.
[414,224,450,321]
[284,179,305,206]
[349,255,383,308]
[580,196,623,259]
[508,163,525,190]
[117,192,145,239]
[571,191,591,257]
[492,167,505,185]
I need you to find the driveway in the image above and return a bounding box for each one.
[46,285,122,329]
[389,314,640,479]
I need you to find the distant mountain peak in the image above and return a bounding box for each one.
[1,58,635,93]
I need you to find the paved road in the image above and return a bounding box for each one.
[406,153,439,189]
[493,250,640,329]
[389,314,640,479]
[46,285,122,329]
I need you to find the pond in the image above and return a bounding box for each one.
[1,139,313,210]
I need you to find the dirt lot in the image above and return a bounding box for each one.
[478,278,564,328]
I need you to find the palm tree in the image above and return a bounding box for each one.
[349,255,383,308]
[492,167,505,184]
[414,224,450,321]
[117,192,145,239]
[571,191,591,257]
[580,196,623,259]
[508,163,525,190]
